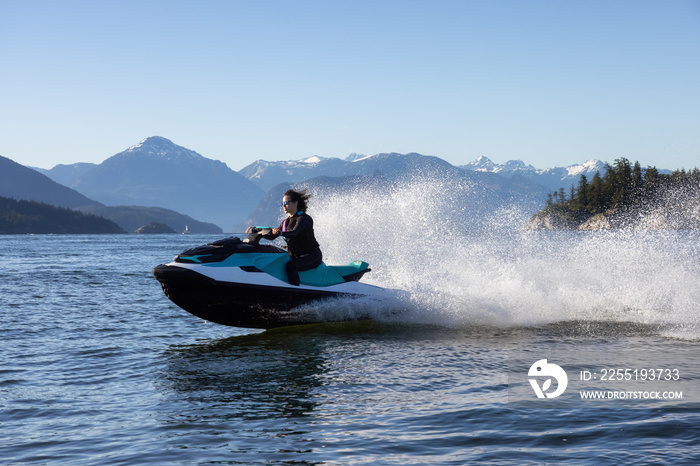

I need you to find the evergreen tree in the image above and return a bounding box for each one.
[645,166,660,184]
[575,174,589,211]
[632,161,643,190]
[600,163,616,210]
[587,172,603,213]
[532,158,699,229]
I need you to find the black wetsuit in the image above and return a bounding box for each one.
[277,212,322,286]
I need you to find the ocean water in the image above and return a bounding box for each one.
[1,231,699,465]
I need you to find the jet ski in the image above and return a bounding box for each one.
[153,227,380,329]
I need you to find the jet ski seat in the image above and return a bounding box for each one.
[298,260,370,286]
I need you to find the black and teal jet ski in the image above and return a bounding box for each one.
[153,228,379,329]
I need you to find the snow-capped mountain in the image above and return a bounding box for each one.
[118,135,205,162]
[241,152,608,193]
[240,153,363,191]
[236,154,551,232]
[461,156,608,192]
[241,151,465,191]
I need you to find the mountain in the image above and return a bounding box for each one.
[49,136,265,231]
[33,162,98,187]
[240,154,361,191]
[2,152,220,234]
[240,152,613,195]
[461,156,608,192]
[235,182,294,231]
[240,151,470,192]
[0,155,103,209]
[237,153,551,232]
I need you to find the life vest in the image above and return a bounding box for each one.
[282,212,320,258]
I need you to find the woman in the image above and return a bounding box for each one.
[251,189,322,286]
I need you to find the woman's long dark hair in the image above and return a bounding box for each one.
[285,189,311,211]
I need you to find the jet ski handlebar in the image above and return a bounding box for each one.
[243,226,274,245]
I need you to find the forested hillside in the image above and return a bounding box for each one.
[0,196,124,234]
[529,158,700,230]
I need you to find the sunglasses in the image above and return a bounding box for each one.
[282,201,294,206]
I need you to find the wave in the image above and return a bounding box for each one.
[308,178,700,340]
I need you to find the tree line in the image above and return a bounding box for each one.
[0,196,124,234]
[542,158,700,217]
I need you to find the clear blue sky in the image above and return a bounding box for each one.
[1,0,698,171]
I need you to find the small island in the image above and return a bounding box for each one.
[134,222,176,234]
[527,158,700,230]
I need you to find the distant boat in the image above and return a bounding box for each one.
[182,225,190,234]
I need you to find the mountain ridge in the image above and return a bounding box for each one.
[25,137,679,234]
[0,155,103,209]
[43,136,265,231]
[235,154,552,232]
[461,156,608,192]
[240,153,620,193]
[2,152,222,234]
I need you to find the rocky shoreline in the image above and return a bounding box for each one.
[526,204,700,231]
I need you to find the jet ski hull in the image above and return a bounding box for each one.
[153,263,375,329]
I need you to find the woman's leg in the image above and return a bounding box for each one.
[286,249,322,286]
[285,259,301,286]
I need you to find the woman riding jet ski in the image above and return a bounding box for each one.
[153,190,379,329]
[251,189,323,287]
